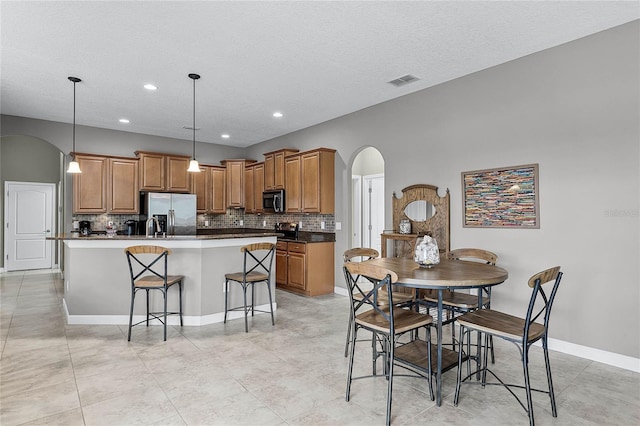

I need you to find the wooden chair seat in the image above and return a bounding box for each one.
[455,309,545,342]
[225,271,269,283]
[356,308,432,334]
[134,275,184,288]
[423,290,479,309]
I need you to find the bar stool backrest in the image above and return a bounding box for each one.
[240,242,275,280]
[125,245,171,285]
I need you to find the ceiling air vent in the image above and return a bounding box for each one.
[387,74,420,87]
[182,125,201,130]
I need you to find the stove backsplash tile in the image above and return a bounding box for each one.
[198,211,335,232]
[75,211,335,233]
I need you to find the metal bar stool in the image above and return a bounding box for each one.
[224,242,276,332]
[125,245,184,341]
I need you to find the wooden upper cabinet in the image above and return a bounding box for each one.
[285,148,335,214]
[166,155,191,192]
[210,166,226,214]
[137,152,165,191]
[264,148,298,190]
[221,159,255,208]
[73,154,108,213]
[136,151,191,192]
[245,162,266,214]
[108,157,139,213]
[253,162,265,213]
[73,153,138,214]
[244,165,255,213]
[191,164,211,213]
[191,164,226,214]
[285,155,301,213]
[302,149,335,213]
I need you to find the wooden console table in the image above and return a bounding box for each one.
[380,233,418,258]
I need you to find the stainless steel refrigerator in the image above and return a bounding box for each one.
[140,192,197,235]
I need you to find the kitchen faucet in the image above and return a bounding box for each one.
[146,217,160,238]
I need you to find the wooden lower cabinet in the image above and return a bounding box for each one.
[275,241,334,296]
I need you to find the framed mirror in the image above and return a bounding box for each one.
[404,200,436,222]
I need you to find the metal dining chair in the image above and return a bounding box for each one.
[344,262,433,426]
[422,248,499,361]
[454,266,563,426]
[343,248,416,357]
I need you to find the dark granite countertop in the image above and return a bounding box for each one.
[197,228,335,243]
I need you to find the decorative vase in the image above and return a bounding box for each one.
[414,235,440,268]
[399,219,411,234]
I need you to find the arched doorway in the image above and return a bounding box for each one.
[351,147,384,253]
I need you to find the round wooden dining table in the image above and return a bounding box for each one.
[366,256,509,406]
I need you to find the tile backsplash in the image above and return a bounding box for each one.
[74,211,335,233]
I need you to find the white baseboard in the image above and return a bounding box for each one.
[333,286,349,297]
[544,337,640,373]
[333,286,640,373]
[0,267,61,275]
[64,298,277,326]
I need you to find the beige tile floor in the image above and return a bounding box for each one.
[1,270,639,425]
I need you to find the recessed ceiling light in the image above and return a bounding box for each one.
[143,83,157,91]
[273,112,283,118]
[119,118,130,124]
[221,134,230,139]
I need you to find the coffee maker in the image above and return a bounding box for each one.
[79,221,92,236]
[124,220,138,236]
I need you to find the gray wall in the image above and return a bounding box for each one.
[0,135,64,267]
[245,22,640,359]
[1,21,638,359]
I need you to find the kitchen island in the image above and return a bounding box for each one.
[49,232,278,326]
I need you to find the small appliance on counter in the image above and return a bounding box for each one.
[275,222,299,241]
[79,220,92,236]
[124,220,138,236]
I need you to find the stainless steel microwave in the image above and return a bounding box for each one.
[263,189,285,213]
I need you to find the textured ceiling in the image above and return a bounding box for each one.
[1,1,638,148]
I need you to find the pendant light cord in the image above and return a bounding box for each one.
[192,76,196,159]
[72,80,76,157]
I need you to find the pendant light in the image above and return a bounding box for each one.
[66,76,82,173]
[187,73,201,173]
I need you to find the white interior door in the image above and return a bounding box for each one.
[4,182,55,271]
[352,176,362,247]
[362,174,384,254]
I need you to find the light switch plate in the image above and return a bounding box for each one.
[336,222,342,230]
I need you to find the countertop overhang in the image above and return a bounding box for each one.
[48,231,279,241]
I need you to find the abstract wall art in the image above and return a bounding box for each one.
[462,164,539,228]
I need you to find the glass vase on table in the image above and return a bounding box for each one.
[414,235,440,268]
